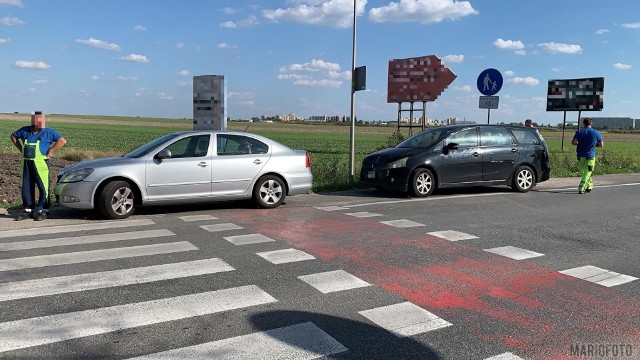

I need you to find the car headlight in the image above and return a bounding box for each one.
[59,168,94,183]
[383,157,408,169]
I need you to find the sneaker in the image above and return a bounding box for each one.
[34,212,48,221]
[14,212,32,221]
[585,188,592,193]
[578,191,585,194]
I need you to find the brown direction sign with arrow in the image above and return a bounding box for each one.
[387,55,457,103]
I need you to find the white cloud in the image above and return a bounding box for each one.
[0,16,24,25]
[156,93,173,100]
[454,85,472,93]
[504,70,515,77]
[27,87,36,92]
[221,7,238,15]
[90,74,101,80]
[15,60,50,69]
[327,70,351,79]
[176,43,184,49]
[293,79,343,87]
[621,22,640,29]
[223,15,259,28]
[0,0,23,6]
[443,54,464,63]
[613,63,632,70]
[76,37,121,51]
[118,54,149,63]
[176,70,190,76]
[0,37,10,44]
[538,42,582,54]
[507,76,539,86]
[31,78,47,84]
[263,0,367,29]
[116,76,138,81]
[595,28,609,34]
[133,25,147,31]
[279,59,341,72]
[514,49,526,56]
[277,73,312,80]
[369,0,478,24]
[218,42,238,49]
[493,38,524,50]
[220,21,237,29]
[551,67,564,72]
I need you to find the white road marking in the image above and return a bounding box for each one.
[0,242,198,272]
[0,258,234,302]
[359,302,452,337]
[0,285,277,353]
[223,234,276,245]
[0,229,175,252]
[380,219,425,228]
[560,265,638,287]
[299,270,370,294]
[484,353,525,360]
[427,230,478,241]
[315,206,349,211]
[256,249,316,264]
[0,219,155,238]
[130,322,347,359]
[200,223,243,232]
[179,215,219,222]
[345,212,383,218]
[483,246,544,260]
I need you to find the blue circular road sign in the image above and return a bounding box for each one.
[477,68,503,96]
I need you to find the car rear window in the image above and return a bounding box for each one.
[511,129,541,145]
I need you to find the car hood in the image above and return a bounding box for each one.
[60,156,133,173]
[367,147,424,162]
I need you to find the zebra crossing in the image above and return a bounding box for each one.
[0,215,530,359]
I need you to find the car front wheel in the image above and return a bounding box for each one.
[512,165,535,192]
[253,175,286,208]
[410,168,435,197]
[98,180,136,219]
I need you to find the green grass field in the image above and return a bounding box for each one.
[2,115,639,191]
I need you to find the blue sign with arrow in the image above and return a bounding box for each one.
[477,68,503,96]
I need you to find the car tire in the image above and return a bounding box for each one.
[98,180,136,219]
[253,175,286,209]
[410,168,435,197]
[512,165,535,193]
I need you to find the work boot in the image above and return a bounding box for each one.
[34,212,48,221]
[14,212,32,221]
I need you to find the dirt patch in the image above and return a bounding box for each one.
[0,152,76,208]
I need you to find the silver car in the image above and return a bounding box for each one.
[54,131,313,219]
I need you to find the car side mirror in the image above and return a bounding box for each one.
[155,149,172,160]
[443,143,459,154]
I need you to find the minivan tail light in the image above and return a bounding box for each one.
[305,152,311,168]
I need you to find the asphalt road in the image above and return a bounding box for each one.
[0,174,638,359]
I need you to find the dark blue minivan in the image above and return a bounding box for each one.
[360,125,551,197]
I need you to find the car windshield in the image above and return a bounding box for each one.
[396,128,451,149]
[124,133,180,158]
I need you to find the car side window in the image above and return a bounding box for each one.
[447,128,478,147]
[217,135,268,155]
[480,127,515,146]
[165,135,210,158]
[511,129,541,145]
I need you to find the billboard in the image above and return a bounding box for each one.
[546,77,604,111]
[387,55,456,103]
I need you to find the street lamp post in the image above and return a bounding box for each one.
[349,0,357,181]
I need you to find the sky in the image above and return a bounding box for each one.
[1,0,640,125]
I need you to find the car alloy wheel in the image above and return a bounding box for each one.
[410,168,435,197]
[513,165,534,192]
[98,180,136,219]
[253,175,286,208]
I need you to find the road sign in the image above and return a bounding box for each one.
[387,55,457,103]
[477,68,503,96]
[479,96,499,109]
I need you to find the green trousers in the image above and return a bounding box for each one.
[577,157,596,193]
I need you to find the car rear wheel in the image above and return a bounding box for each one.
[512,165,535,192]
[253,175,286,208]
[410,168,435,197]
[98,180,136,219]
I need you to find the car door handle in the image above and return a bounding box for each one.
[511,148,517,153]
[253,159,263,165]
[472,152,480,157]
[198,162,208,167]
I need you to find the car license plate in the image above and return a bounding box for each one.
[367,171,375,179]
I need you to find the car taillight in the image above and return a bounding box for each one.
[305,152,311,168]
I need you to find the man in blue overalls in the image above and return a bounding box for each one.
[9,112,67,221]
[572,117,604,194]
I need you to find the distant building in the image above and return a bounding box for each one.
[193,75,227,130]
[585,117,636,130]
